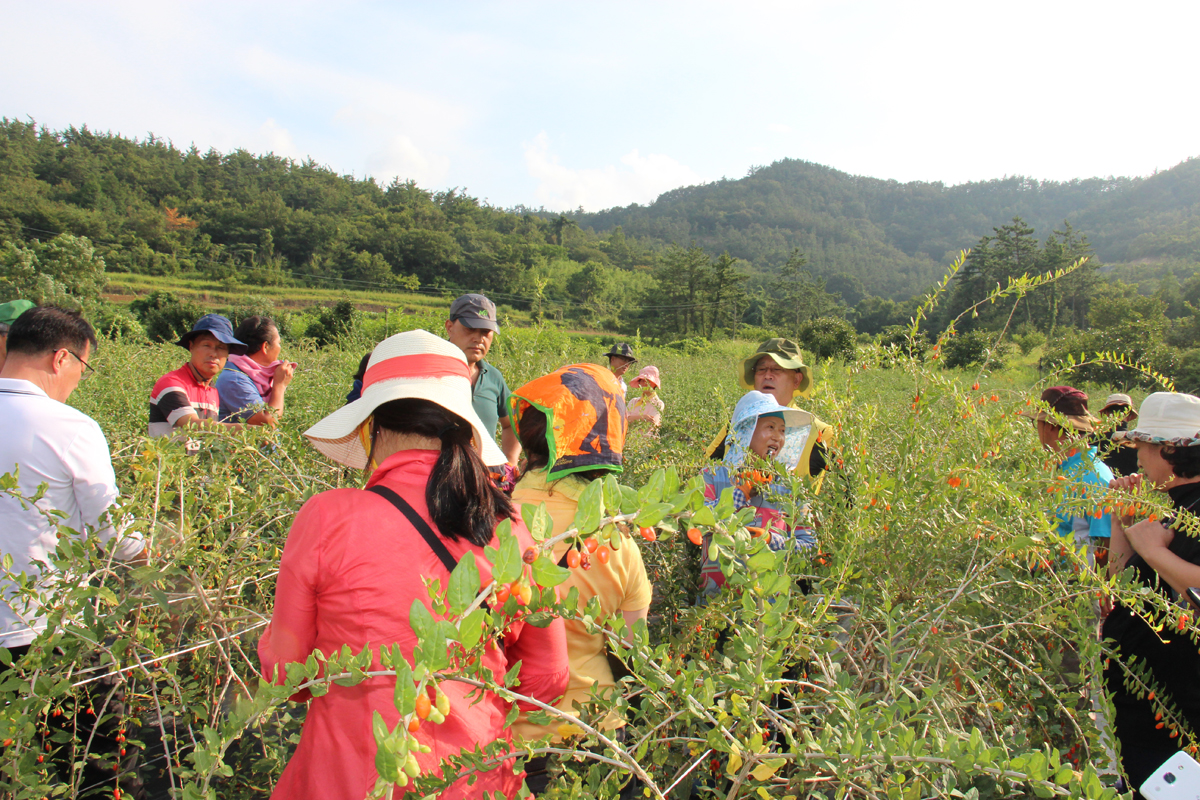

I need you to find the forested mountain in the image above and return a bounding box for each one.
[575,157,1200,298]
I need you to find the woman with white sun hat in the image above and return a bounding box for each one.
[258,329,568,800]
[1102,392,1200,792]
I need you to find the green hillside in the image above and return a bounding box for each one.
[575,157,1200,297]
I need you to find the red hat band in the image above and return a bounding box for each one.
[363,354,471,391]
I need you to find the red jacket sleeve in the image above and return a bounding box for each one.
[258,497,323,696]
[503,614,569,713]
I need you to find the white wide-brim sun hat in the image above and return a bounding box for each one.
[1113,391,1200,447]
[304,329,507,468]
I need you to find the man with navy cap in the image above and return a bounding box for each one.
[149,314,248,438]
[444,294,520,465]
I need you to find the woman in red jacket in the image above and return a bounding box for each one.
[259,330,570,799]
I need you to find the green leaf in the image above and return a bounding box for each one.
[637,469,666,505]
[573,480,604,534]
[504,659,523,687]
[635,502,674,527]
[715,487,735,520]
[459,607,486,651]
[663,466,680,497]
[393,658,415,715]
[409,599,435,642]
[747,546,776,572]
[532,555,572,588]
[492,530,523,585]
[691,505,717,527]
[446,552,481,616]
[602,475,622,516]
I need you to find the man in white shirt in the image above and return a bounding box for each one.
[0,306,147,795]
[0,306,145,650]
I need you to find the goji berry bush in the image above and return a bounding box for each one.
[0,302,1183,799]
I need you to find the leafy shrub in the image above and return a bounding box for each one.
[307,299,361,347]
[662,336,709,356]
[0,234,108,309]
[90,303,146,341]
[878,324,928,359]
[1011,322,1047,355]
[798,316,857,362]
[129,290,205,343]
[941,329,1008,371]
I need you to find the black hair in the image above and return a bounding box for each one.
[6,306,97,357]
[516,405,611,483]
[233,315,277,357]
[1161,445,1200,480]
[353,352,372,382]
[370,398,514,547]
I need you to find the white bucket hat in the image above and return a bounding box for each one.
[304,329,506,468]
[1112,392,1200,447]
[724,390,814,469]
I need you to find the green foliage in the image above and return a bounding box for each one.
[129,290,205,343]
[942,330,1008,371]
[798,316,857,362]
[0,233,107,309]
[307,299,361,347]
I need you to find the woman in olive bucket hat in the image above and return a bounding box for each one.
[1101,392,1200,792]
[705,338,836,491]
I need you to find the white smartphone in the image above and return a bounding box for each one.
[1141,751,1200,799]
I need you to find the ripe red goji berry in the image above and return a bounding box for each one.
[565,549,581,569]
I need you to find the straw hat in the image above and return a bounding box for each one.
[629,365,661,389]
[303,329,506,468]
[1113,392,1200,447]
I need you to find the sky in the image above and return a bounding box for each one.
[3,1,1197,212]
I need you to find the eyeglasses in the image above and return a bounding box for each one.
[754,363,790,375]
[66,350,96,379]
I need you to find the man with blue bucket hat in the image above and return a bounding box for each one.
[149,314,247,438]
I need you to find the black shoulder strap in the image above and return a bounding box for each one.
[366,485,502,649]
[366,485,458,575]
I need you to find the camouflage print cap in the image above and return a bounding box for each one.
[449,293,499,332]
[603,342,637,362]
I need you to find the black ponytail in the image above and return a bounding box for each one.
[370,398,514,546]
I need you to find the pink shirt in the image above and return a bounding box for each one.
[259,449,569,799]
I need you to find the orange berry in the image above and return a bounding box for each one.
[687,528,703,546]
[408,717,420,733]
[415,693,432,720]
[640,527,657,542]
[972,382,980,391]
[514,582,532,606]
[494,584,511,604]
[596,546,611,565]
[522,547,537,564]
[947,477,962,488]
[565,549,582,569]
[584,537,599,553]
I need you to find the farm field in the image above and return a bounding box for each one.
[0,318,1166,799]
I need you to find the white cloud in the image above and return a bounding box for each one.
[255,119,303,160]
[524,133,703,211]
[767,123,792,133]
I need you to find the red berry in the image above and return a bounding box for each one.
[687,528,703,546]
[584,537,599,553]
[596,546,611,565]
[494,584,511,604]
[639,527,657,542]
[565,549,581,569]
[522,548,537,564]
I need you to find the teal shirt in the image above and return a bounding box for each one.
[471,360,511,440]
[1054,447,1114,542]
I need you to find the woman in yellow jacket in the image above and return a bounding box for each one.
[508,363,653,795]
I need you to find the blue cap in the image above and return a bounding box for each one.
[177,314,248,355]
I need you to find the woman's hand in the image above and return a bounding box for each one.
[1124,518,1174,557]
[1109,473,1146,527]
[275,361,296,389]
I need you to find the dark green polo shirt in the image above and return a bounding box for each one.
[472,360,511,439]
